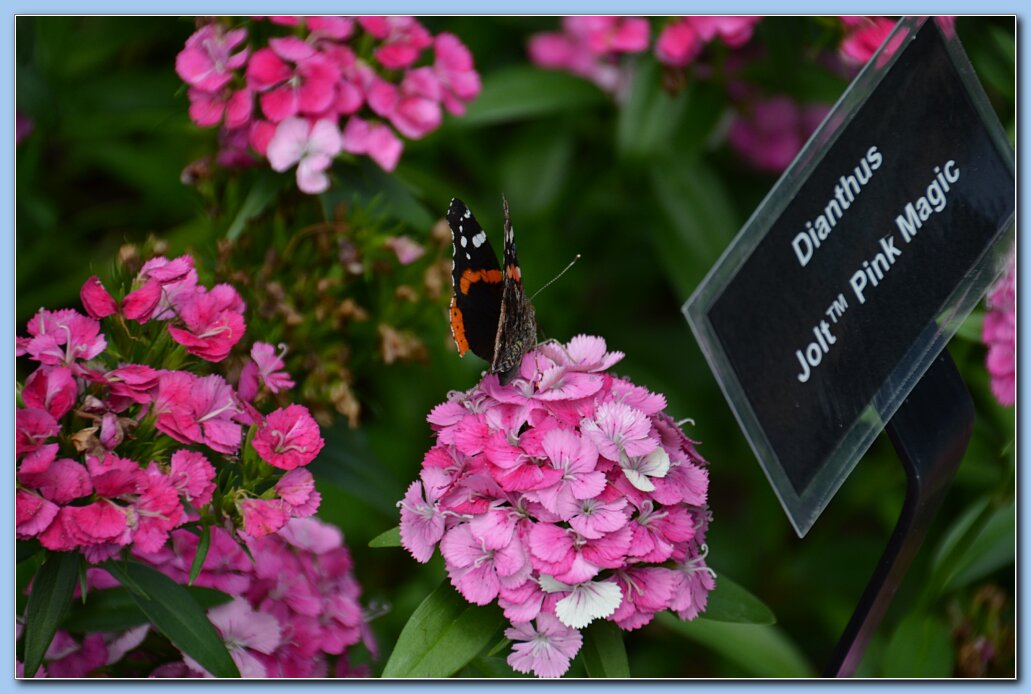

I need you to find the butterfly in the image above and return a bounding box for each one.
[447,196,537,385]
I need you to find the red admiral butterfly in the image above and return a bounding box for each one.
[447,196,537,385]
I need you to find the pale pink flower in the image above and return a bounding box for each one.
[384,235,426,265]
[689,16,760,47]
[505,613,583,678]
[176,24,250,92]
[251,404,325,470]
[398,480,444,563]
[191,598,281,677]
[440,524,531,605]
[266,117,342,194]
[532,429,605,517]
[581,401,658,461]
[239,341,295,401]
[138,255,200,320]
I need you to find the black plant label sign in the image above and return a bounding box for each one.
[685,18,1014,536]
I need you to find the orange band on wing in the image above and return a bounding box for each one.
[449,297,469,356]
[459,268,502,295]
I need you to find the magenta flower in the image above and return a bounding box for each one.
[16,489,60,539]
[239,498,291,538]
[839,17,896,65]
[688,16,760,47]
[176,24,249,92]
[266,117,342,194]
[169,449,217,507]
[341,116,403,172]
[16,407,60,457]
[188,86,253,128]
[983,255,1016,407]
[247,37,340,122]
[655,19,703,68]
[239,341,295,401]
[433,33,482,115]
[154,372,244,454]
[167,284,246,362]
[358,16,433,70]
[251,404,325,470]
[728,96,829,173]
[80,276,117,320]
[23,366,77,419]
[505,613,584,678]
[398,334,714,678]
[23,309,106,368]
[137,255,200,320]
[274,468,320,518]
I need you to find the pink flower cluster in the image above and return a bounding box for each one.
[399,335,714,678]
[655,16,760,68]
[527,16,761,97]
[983,256,1016,407]
[727,96,830,172]
[20,518,371,678]
[528,17,650,96]
[176,17,481,193]
[16,255,327,562]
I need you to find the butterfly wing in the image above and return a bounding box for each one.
[491,196,537,383]
[448,198,504,363]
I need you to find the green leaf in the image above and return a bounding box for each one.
[701,572,776,624]
[62,586,233,634]
[382,580,504,677]
[22,551,81,677]
[580,620,630,678]
[17,539,42,564]
[188,526,211,586]
[369,526,402,548]
[881,613,954,677]
[226,171,281,241]
[616,59,690,161]
[657,613,814,677]
[458,66,607,127]
[103,560,240,677]
[931,498,1015,595]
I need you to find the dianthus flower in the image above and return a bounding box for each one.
[399,335,714,678]
[983,255,1015,407]
[20,519,372,678]
[655,16,760,68]
[176,17,481,194]
[15,253,324,564]
[529,16,650,96]
[727,95,830,172]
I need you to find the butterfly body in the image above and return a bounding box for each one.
[447,197,537,385]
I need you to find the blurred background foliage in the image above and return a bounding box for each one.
[16,16,1015,677]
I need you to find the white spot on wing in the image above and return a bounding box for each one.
[464,209,471,219]
[472,231,487,248]
[460,235,467,247]
[465,252,471,259]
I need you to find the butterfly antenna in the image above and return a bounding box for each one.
[530,254,581,301]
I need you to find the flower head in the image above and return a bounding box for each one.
[252,404,325,470]
[983,255,1015,407]
[267,117,342,194]
[398,334,714,677]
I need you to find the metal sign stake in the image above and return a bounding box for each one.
[824,350,974,677]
